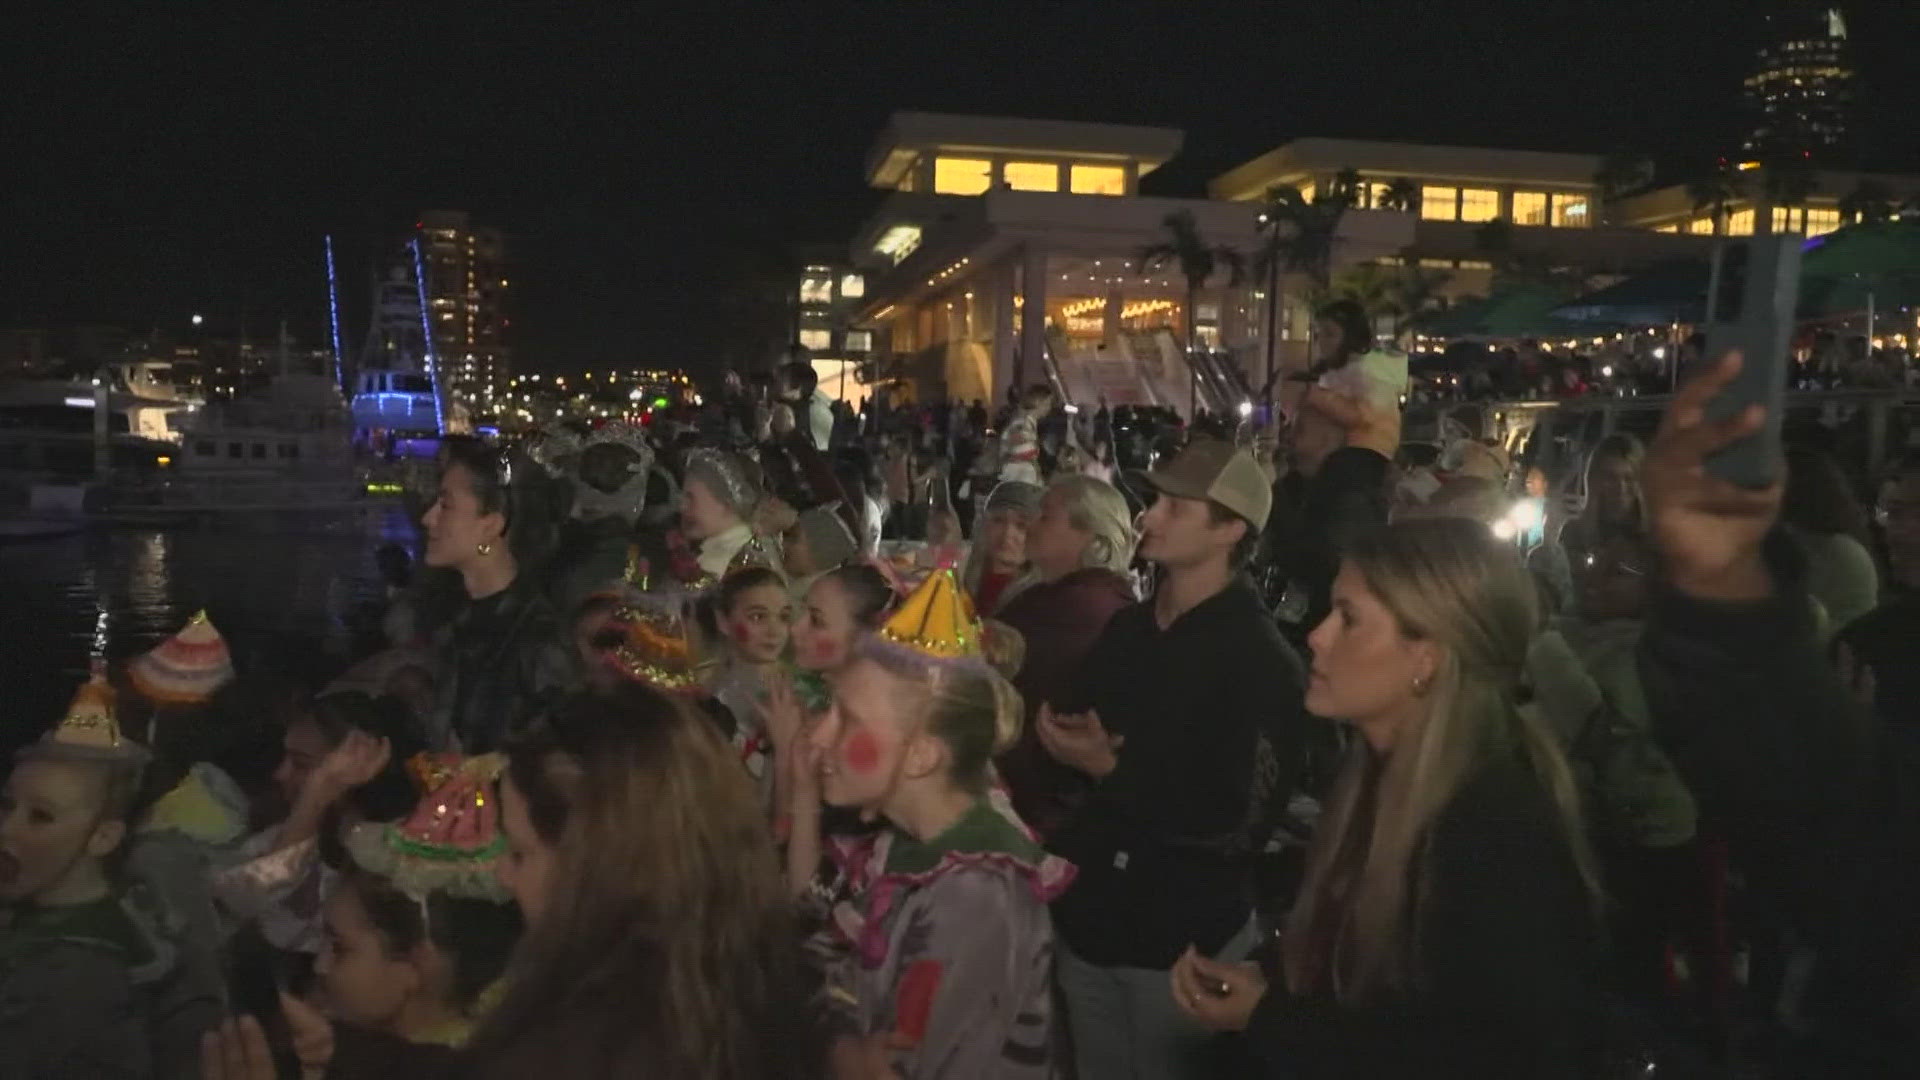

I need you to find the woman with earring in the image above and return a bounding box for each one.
[422,436,573,753]
[1170,519,1604,1078]
[993,475,1138,838]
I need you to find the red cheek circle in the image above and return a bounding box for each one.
[844,728,881,774]
[731,623,753,645]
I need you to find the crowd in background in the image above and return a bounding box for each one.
[4,302,1919,1079]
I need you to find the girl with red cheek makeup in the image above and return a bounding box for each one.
[703,567,794,816]
[785,570,1072,1079]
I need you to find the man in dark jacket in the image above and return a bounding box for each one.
[1039,439,1310,1080]
[1637,354,1918,1071]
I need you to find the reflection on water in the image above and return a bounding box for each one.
[0,507,415,751]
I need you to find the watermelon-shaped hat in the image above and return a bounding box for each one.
[129,610,235,706]
[345,753,510,902]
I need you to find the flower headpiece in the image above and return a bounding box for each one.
[344,753,510,902]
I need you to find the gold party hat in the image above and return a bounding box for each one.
[876,568,982,661]
[57,661,124,750]
[724,533,783,579]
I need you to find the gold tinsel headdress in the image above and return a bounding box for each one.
[874,568,983,663]
[17,661,152,767]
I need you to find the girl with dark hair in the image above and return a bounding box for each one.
[422,437,573,753]
[788,571,1070,1078]
[319,758,523,1050]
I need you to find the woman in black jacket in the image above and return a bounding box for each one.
[421,437,573,753]
[1172,518,1604,1078]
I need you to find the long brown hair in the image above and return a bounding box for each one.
[1282,520,1596,1003]
[464,685,818,1078]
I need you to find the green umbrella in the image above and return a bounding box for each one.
[1421,283,1613,340]
[1798,219,1920,317]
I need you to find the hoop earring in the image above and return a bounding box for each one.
[476,541,494,557]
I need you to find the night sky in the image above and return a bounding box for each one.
[7,2,1917,376]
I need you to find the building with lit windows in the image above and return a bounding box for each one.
[1742,4,1854,162]
[846,113,1414,408]
[417,210,511,415]
[1612,165,1920,239]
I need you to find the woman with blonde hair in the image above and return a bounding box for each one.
[994,474,1138,836]
[1172,518,1603,1078]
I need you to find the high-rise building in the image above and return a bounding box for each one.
[1742,4,1855,162]
[418,210,512,413]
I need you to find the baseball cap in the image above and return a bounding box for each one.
[1147,439,1272,530]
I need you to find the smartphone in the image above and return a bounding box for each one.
[1699,234,1802,489]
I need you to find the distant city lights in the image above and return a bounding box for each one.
[191,314,204,326]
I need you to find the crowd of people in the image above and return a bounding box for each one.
[3,307,1917,1079]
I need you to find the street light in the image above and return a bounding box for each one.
[191,314,204,326]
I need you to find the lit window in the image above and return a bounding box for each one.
[799,273,833,305]
[1805,208,1841,236]
[1002,161,1059,192]
[1459,188,1500,223]
[1418,258,1454,269]
[1552,196,1591,228]
[1658,224,1679,233]
[1421,186,1458,221]
[1362,182,1392,208]
[1725,209,1756,236]
[1687,217,1715,235]
[1512,192,1549,226]
[845,330,873,352]
[797,329,831,351]
[1772,207,1800,232]
[1069,164,1126,196]
[874,224,921,263]
[1297,183,1316,205]
[933,157,993,195]
[840,273,865,299]
[1457,260,1493,270]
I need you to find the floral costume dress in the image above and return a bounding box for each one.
[805,798,1075,1079]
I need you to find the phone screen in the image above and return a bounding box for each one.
[1699,235,1800,489]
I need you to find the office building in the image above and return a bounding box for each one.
[418,210,512,414]
[1742,4,1855,162]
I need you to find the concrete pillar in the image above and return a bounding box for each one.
[1102,286,1124,345]
[1019,245,1048,396]
[991,260,1017,406]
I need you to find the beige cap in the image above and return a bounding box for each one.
[1147,439,1272,530]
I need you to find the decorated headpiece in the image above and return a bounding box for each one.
[683,449,759,518]
[526,426,584,479]
[724,533,784,580]
[128,611,235,707]
[18,662,151,767]
[602,598,705,694]
[875,568,983,662]
[344,754,510,902]
[794,505,858,570]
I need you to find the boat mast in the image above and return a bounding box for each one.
[409,234,446,435]
[325,234,346,392]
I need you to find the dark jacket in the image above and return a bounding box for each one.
[1244,756,1603,1079]
[546,516,636,620]
[438,573,574,753]
[995,568,1134,837]
[1638,532,1919,1066]
[1048,577,1309,969]
[1834,587,1920,733]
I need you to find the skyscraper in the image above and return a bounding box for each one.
[1742,4,1855,163]
[418,210,512,413]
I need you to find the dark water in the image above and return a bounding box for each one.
[0,507,415,752]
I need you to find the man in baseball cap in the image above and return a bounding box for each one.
[1038,437,1309,1078]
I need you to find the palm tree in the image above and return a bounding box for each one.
[1388,263,1451,343]
[1378,178,1419,213]
[1839,179,1895,225]
[1248,179,1356,395]
[1331,262,1449,347]
[1592,151,1653,225]
[1761,156,1819,234]
[1687,164,1746,236]
[1136,210,1247,412]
